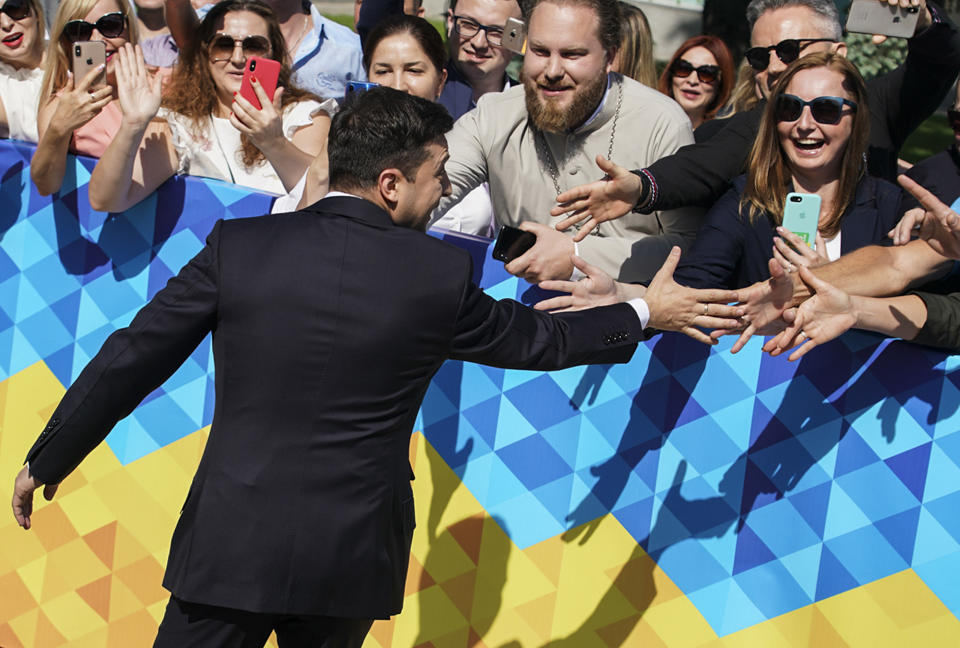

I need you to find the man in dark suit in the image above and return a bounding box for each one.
[11,88,742,647]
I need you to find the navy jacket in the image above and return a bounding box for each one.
[674,175,904,289]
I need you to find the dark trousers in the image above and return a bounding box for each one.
[153,596,374,648]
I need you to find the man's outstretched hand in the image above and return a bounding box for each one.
[713,258,797,352]
[12,466,58,529]
[550,156,644,241]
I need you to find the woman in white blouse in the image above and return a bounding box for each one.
[0,0,45,142]
[87,0,330,212]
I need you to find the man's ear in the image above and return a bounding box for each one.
[832,41,848,58]
[377,168,403,204]
[446,9,455,37]
[605,47,618,74]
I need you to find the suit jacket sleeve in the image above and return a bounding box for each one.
[448,263,645,370]
[24,221,223,485]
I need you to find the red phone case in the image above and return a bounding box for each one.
[238,56,280,110]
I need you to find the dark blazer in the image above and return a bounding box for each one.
[23,196,643,619]
[674,175,903,290]
[902,147,960,212]
[643,2,960,211]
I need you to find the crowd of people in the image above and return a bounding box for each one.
[3,0,960,352]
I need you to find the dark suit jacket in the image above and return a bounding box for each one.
[23,196,643,619]
[673,175,903,290]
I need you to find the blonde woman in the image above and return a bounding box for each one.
[31,0,138,195]
[611,2,655,88]
[0,0,46,141]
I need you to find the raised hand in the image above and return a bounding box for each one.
[231,78,285,152]
[536,254,625,312]
[114,43,163,130]
[763,266,857,361]
[898,174,960,259]
[550,155,644,241]
[644,246,743,344]
[715,257,796,353]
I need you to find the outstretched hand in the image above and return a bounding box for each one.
[714,258,796,352]
[536,254,623,312]
[897,174,960,259]
[11,466,58,530]
[550,155,644,241]
[763,266,857,361]
[644,246,743,344]
[115,43,163,129]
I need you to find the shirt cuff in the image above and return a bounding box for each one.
[570,242,586,281]
[626,297,650,329]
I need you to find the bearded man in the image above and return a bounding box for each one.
[431,0,702,284]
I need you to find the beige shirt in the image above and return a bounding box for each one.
[434,74,703,283]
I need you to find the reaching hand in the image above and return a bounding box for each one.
[50,65,114,135]
[763,266,857,361]
[504,222,576,282]
[772,226,829,271]
[644,247,743,344]
[536,255,622,312]
[898,174,960,260]
[549,155,644,241]
[11,466,58,530]
[889,207,925,246]
[231,79,285,152]
[114,43,163,130]
[715,258,796,352]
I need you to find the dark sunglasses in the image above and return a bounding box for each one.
[63,12,126,42]
[671,59,720,84]
[1,0,30,21]
[948,109,960,133]
[207,33,272,61]
[744,38,835,71]
[452,15,503,46]
[775,93,857,125]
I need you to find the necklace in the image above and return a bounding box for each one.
[288,12,311,59]
[535,79,622,237]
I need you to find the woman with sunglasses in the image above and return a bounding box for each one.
[0,0,45,142]
[30,0,137,195]
[672,52,904,290]
[657,35,734,130]
[86,0,330,212]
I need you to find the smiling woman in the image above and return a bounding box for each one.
[30,0,138,195]
[672,52,906,290]
[0,0,46,142]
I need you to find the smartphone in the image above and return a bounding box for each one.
[71,41,106,89]
[845,0,920,39]
[345,81,379,97]
[238,56,281,110]
[493,225,537,263]
[501,17,526,54]
[782,192,821,249]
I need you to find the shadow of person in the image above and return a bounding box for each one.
[414,514,512,647]
[0,160,24,239]
[563,334,712,545]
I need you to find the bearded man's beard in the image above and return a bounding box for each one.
[524,73,607,133]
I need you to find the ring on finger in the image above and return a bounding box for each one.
[797,330,807,342]
[702,303,709,316]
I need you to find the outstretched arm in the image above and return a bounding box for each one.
[164,0,201,54]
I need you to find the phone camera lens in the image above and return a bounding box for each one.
[790,196,801,202]
[75,45,81,56]
[250,60,256,71]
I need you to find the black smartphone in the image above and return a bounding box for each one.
[492,225,536,263]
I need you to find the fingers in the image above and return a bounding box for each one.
[553,185,591,210]
[730,324,757,354]
[772,245,794,273]
[595,154,621,176]
[553,207,589,230]
[534,295,574,312]
[890,208,922,245]
[43,483,59,501]
[899,174,949,216]
[76,63,106,92]
[814,232,827,259]
[680,326,718,345]
[538,278,578,294]
[651,246,681,284]
[251,76,271,106]
[698,302,744,319]
[796,265,827,293]
[570,253,600,278]
[696,315,744,330]
[787,339,819,362]
[571,219,598,242]
[695,288,740,305]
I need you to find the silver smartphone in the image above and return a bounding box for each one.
[71,40,106,89]
[845,0,921,39]
[501,17,526,54]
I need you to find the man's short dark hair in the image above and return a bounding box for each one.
[526,0,621,54]
[745,0,842,40]
[328,87,454,191]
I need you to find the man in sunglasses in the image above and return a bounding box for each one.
[551,0,960,236]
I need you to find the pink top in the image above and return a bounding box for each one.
[70,100,122,158]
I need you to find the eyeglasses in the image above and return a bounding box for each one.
[452,15,503,46]
[775,93,857,125]
[671,59,720,84]
[63,12,126,42]
[207,33,271,62]
[744,38,835,71]
[948,109,960,133]
[1,0,30,21]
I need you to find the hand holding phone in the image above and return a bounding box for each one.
[71,41,106,90]
[781,192,821,250]
[239,56,281,110]
[493,225,537,262]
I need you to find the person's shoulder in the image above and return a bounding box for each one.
[463,86,527,131]
[313,11,361,47]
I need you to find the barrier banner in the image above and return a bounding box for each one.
[0,139,959,646]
